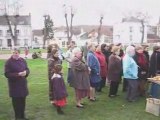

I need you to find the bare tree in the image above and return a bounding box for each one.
[63,5,75,44]
[136,12,150,44]
[0,0,22,48]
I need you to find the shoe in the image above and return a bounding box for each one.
[109,95,116,98]
[89,99,96,102]
[76,105,84,108]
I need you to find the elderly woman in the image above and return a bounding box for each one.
[71,47,90,108]
[108,46,122,97]
[4,48,30,120]
[133,46,149,97]
[95,45,107,92]
[87,43,101,101]
[123,46,138,102]
[48,49,62,103]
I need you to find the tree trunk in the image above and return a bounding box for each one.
[97,17,103,44]
[65,14,70,44]
[141,21,145,44]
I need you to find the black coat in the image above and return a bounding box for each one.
[149,51,160,77]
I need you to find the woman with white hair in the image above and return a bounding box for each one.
[70,47,90,108]
[123,46,139,102]
[87,43,101,101]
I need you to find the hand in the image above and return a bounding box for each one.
[18,71,26,77]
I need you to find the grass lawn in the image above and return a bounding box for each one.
[0,59,159,120]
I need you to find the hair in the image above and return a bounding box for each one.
[135,45,143,51]
[53,64,62,74]
[101,44,107,52]
[72,47,81,55]
[116,43,122,46]
[51,49,58,58]
[126,46,135,54]
[108,44,114,52]
[153,46,160,52]
[111,46,120,53]
[87,42,95,50]
[47,43,58,53]
[13,48,20,53]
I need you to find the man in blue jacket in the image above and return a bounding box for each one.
[123,46,138,102]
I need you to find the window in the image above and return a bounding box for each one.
[6,30,11,36]
[16,30,20,36]
[34,37,38,43]
[0,39,2,46]
[62,41,65,47]
[24,39,28,46]
[129,26,133,32]
[0,30,3,36]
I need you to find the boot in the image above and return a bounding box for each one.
[56,106,64,115]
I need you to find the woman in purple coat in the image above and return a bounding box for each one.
[4,48,30,120]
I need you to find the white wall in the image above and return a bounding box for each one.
[0,25,32,48]
[113,22,147,45]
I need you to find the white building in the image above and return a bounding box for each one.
[113,17,147,45]
[0,14,32,49]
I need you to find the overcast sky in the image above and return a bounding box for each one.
[2,0,160,29]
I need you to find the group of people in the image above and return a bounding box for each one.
[4,41,160,119]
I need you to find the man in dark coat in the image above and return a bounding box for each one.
[4,48,30,120]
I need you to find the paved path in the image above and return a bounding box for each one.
[0,53,47,60]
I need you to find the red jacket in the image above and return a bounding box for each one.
[95,51,107,78]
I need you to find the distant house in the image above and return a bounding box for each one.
[113,17,147,45]
[0,14,32,49]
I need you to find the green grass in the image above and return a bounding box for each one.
[0,59,159,120]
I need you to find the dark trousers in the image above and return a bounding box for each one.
[12,97,26,119]
[109,81,119,96]
[49,80,54,101]
[122,78,128,92]
[126,79,138,101]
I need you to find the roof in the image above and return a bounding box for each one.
[147,34,160,39]
[0,15,31,25]
[122,17,141,23]
[32,29,44,36]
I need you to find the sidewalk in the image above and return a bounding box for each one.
[0,53,47,60]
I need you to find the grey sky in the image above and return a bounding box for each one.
[14,0,160,29]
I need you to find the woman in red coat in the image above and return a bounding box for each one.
[95,45,107,92]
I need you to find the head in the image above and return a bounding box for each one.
[108,44,114,52]
[72,47,82,59]
[87,42,96,52]
[95,45,101,52]
[101,44,107,51]
[153,46,160,52]
[135,46,143,54]
[142,45,149,52]
[126,46,135,57]
[51,49,59,58]
[70,41,76,48]
[116,43,122,49]
[12,48,20,60]
[47,43,58,53]
[53,64,62,74]
[111,46,120,56]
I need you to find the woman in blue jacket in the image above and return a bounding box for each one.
[87,43,101,101]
